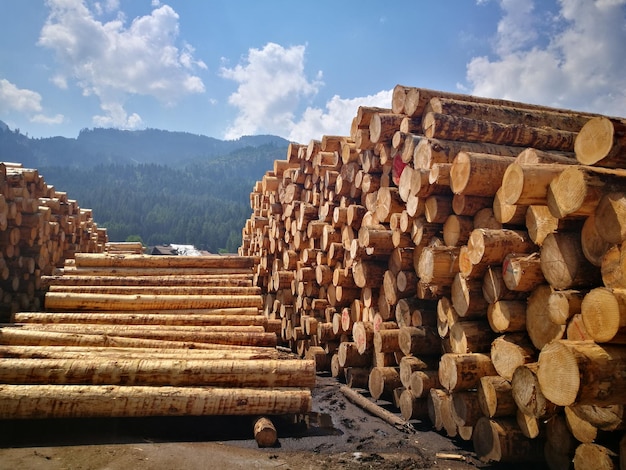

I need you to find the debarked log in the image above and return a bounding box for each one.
[0,384,312,419]
[44,292,264,311]
[0,357,316,388]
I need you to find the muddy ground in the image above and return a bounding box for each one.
[0,374,534,470]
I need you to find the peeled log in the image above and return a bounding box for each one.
[254,416,278,447]
[526,284,566,350]
[581,287,626,344]
[500,162,567,206]
[438,353,496,392]
[594,191,626,245]
[0,345,278,361]
[473,416,545,463]
[490,333,536,381]
[45,292,263,311]
[450,152,515,197]
[0,328,269,351]
[547,165,626,219]
[398,326,441,356]
[574,116,626,168]
[368,366,401,401]
[537,340,626,406]
[573,443,620,470]
[0,357,316,388]
[477,375,517,418]
[0,384,312,419]
[511,362,558,419]
[540,232,601,290]
[12,312,267,327]
[73,253,258,269]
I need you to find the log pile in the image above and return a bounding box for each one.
[0,252,314,421]
[240,84,626,467]
[0,162,105,318]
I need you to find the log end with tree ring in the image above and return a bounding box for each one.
[526,284,566,350]
[594,192,626,245]
[500,163,524,205]
[472,417,500,462]
[574,116,615,166]
[548,166,587,218]
[449,152,471,195]
[536,340,580,406]
[253,416,277,447]
[580,287,621,344]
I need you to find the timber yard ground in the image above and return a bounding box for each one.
[0,374,521,470]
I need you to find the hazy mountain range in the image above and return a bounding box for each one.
[0,121,290,252]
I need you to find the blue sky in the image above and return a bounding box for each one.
[0,0,625,143]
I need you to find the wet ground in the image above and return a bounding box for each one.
[0,375,509,470]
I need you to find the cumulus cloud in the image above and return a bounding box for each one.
[220,42,392,142]
[466,0,626,116]
[38,0,206,129]
[220,43,323,139]
[0,78,64,125]
[288,90,393,144]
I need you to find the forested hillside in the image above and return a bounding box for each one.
[0,122,288,252]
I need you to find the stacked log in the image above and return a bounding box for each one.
[0,163,105,317]
[0,252,314,420]
[240,84,626,466]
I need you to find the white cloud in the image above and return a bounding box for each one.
[0,78,64,125]
[220,43,323,139]
[466,0,626,116]
[38,0,206,129]
[31,113,65,125]
[288,90,393,144]
[0,79,43,114]
[220,42,394,142]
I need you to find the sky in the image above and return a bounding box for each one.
[0,0,625,144]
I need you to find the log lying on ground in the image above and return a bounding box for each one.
[73,253,258,269]
[0,357,316,388]
[0,384,312,419]
[44,292,264,311]
[12,312,268,327]
[0,345,278,360]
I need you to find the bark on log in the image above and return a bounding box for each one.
[500,163,567,205]
[540,231,602,290]
[574,116,626,168]
[547,165,626,219]
[526,284,566,350]
[438,353,497,392]
[581,287,626,344]
[254,416,278,447]
[473,416,545,463]
[0,384,312,419]
[537,340,626,406]
[368,366,401,401]
[422,112,577,152]
[490,333,536,381]
[573,443,620,470]
[477,375,517,418]
[511,362,558,419]
[450,152,516,197]
[487,300,527,334]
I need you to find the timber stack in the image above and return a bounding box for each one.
[0,251,314,430]
[0,162,105,318]
[240,84,626,468]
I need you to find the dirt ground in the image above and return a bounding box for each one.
[0,374,519,470]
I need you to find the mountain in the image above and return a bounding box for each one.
[0,123,290,252]
[0,123,289,168]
